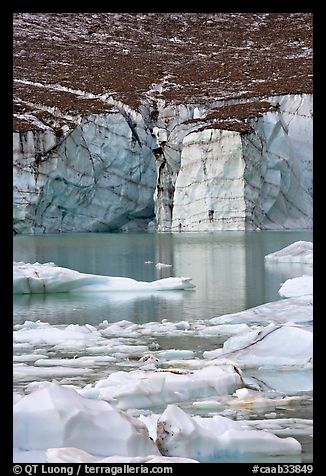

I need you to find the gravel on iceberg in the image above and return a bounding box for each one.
[156,405,301,462]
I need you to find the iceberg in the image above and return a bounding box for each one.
[265,241,313,264]
[156,405,301,462]
[209,295,312,325]
[13,383,159,458]
[211,324,312,368]
[46,447,199,463]
[13,261,195,294]
[77,365,242,410]
[279,275,313,298]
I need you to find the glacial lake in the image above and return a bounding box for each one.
[13,230,313,325]
[13,230,313,463]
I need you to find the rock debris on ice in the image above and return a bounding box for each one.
[156,405,301,462]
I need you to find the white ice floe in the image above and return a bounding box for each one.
[200,323,251,336]
[77,365,242,410]
[14,449,47,463]
[13,321,101,346]
[33,356,115,367]
[13,354,48,363]
[13,392,24,404]
[13,383,159,458]
[155,262,172,268]
[155,349,194,360]
[211,324,312,368]
[229,388,302,410]
[209,295,312,325]
[13,363,94,381]
[156,405,301,462]
[240,418,313,438]
[265,241,313,264]
[46,447,199,463]
[246,369,313,394]
[279,275,313,298]
[13,261,194,294]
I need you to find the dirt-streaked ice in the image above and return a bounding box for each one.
[156,405,301,462]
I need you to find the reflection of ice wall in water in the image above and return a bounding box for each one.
[13,292,186,326]
[173,232,247,315]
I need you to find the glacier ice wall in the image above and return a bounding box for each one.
[13,130,60,234]
[13,94,312,233]
[170,94,312,231]
[14,110,157,234]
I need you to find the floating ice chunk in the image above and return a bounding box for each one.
[192,400,224,411]
[155,262,172,269]
[13,321,101,346]
[13,383,159,457]
[100,320,141,337]
[229,388,301,410]
[247,369,313,394]
[13,261,194,294]
[239,418,313,438]
[216,324,312,368]
[13,392,24,404]
[138,414,160,441]
[13,354,48,363]
[209,296,312,325]
[279,275,313,298]
[265,241,313,264]
[77,365,242,410]
[201,324,250,336]
[156,405,301,462]
[46,447,199,463]
[175,321,191,330]
[203,348,223,359]
[156,349,194,360]
[33,356,115,367]
[14,448,47,463]
[13,363,94,381]
[139,354,160,368]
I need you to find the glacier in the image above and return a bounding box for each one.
[170,95,312,231]
[13,94,313,233]
[13,261,195,294]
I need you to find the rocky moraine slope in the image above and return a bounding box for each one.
[13,13,313,233]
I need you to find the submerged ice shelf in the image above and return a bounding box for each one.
[13,261,195,294]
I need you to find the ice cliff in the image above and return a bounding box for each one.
[13,109,157,233]
[13,13,313,234]
[13,94,313,233]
